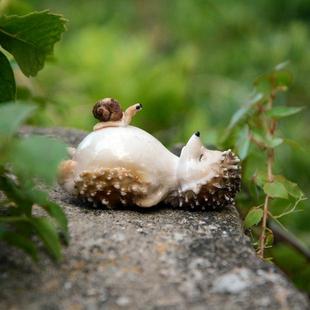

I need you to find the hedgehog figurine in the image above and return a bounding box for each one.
[58,98,241,209]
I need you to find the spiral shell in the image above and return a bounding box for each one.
[92,98,123,122]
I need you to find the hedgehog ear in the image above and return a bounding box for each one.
[180,131,203,161]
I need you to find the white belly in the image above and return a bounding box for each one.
[74,126,178,185]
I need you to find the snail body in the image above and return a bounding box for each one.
[59,99,241,209]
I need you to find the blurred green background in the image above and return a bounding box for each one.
[1,0,309,291]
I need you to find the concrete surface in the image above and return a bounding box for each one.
[0,127,308,310]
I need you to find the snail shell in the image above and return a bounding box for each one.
[92,98,123,122]
[92,99,143,131]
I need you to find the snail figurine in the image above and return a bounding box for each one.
[58,98,241,209]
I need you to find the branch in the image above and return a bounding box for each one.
[269,220,310,262]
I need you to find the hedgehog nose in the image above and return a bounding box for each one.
[136,103,143,110]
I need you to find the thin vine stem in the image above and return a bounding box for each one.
[258,92,276,259]
[258,194,269,258]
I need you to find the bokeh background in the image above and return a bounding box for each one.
[2,0,309,291]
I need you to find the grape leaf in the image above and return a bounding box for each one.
[0,51,16,103]
[0,10,67,77]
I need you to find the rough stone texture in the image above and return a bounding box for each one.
[0,127,308,310]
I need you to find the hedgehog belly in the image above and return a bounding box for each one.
[71,126,179,207]
[74,167,148,207]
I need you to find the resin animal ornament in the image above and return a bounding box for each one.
[58,98,241,209]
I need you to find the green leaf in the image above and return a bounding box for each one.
[0,216,29,223]
[255,69,293,91]
[251,131,267,148]
[267,106,304,119]
[0,10,67,77]
[251,131,283,148]
[0,50,16,103]
[30,217,61,261]
[283,139,304,152]
[4,185,68,236]
[275,61,290,71]
[236,125,250,160]
[285,183,303,199]
[263,181,288,199]
[0,229,38,261]
[273,175,304,199]
[33,190,68,236]
[0,175,69,232]
[228,107,248,130]
[244,207,263,228]
[0,174,34,215]
[0,102,36,135]
[266,136,283,148]
[41,203,68,237]
[273,70,293,88]
[228,93,263,130]
[265,229,274,247]
[10,135,67,185]
[252,170,267,188]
